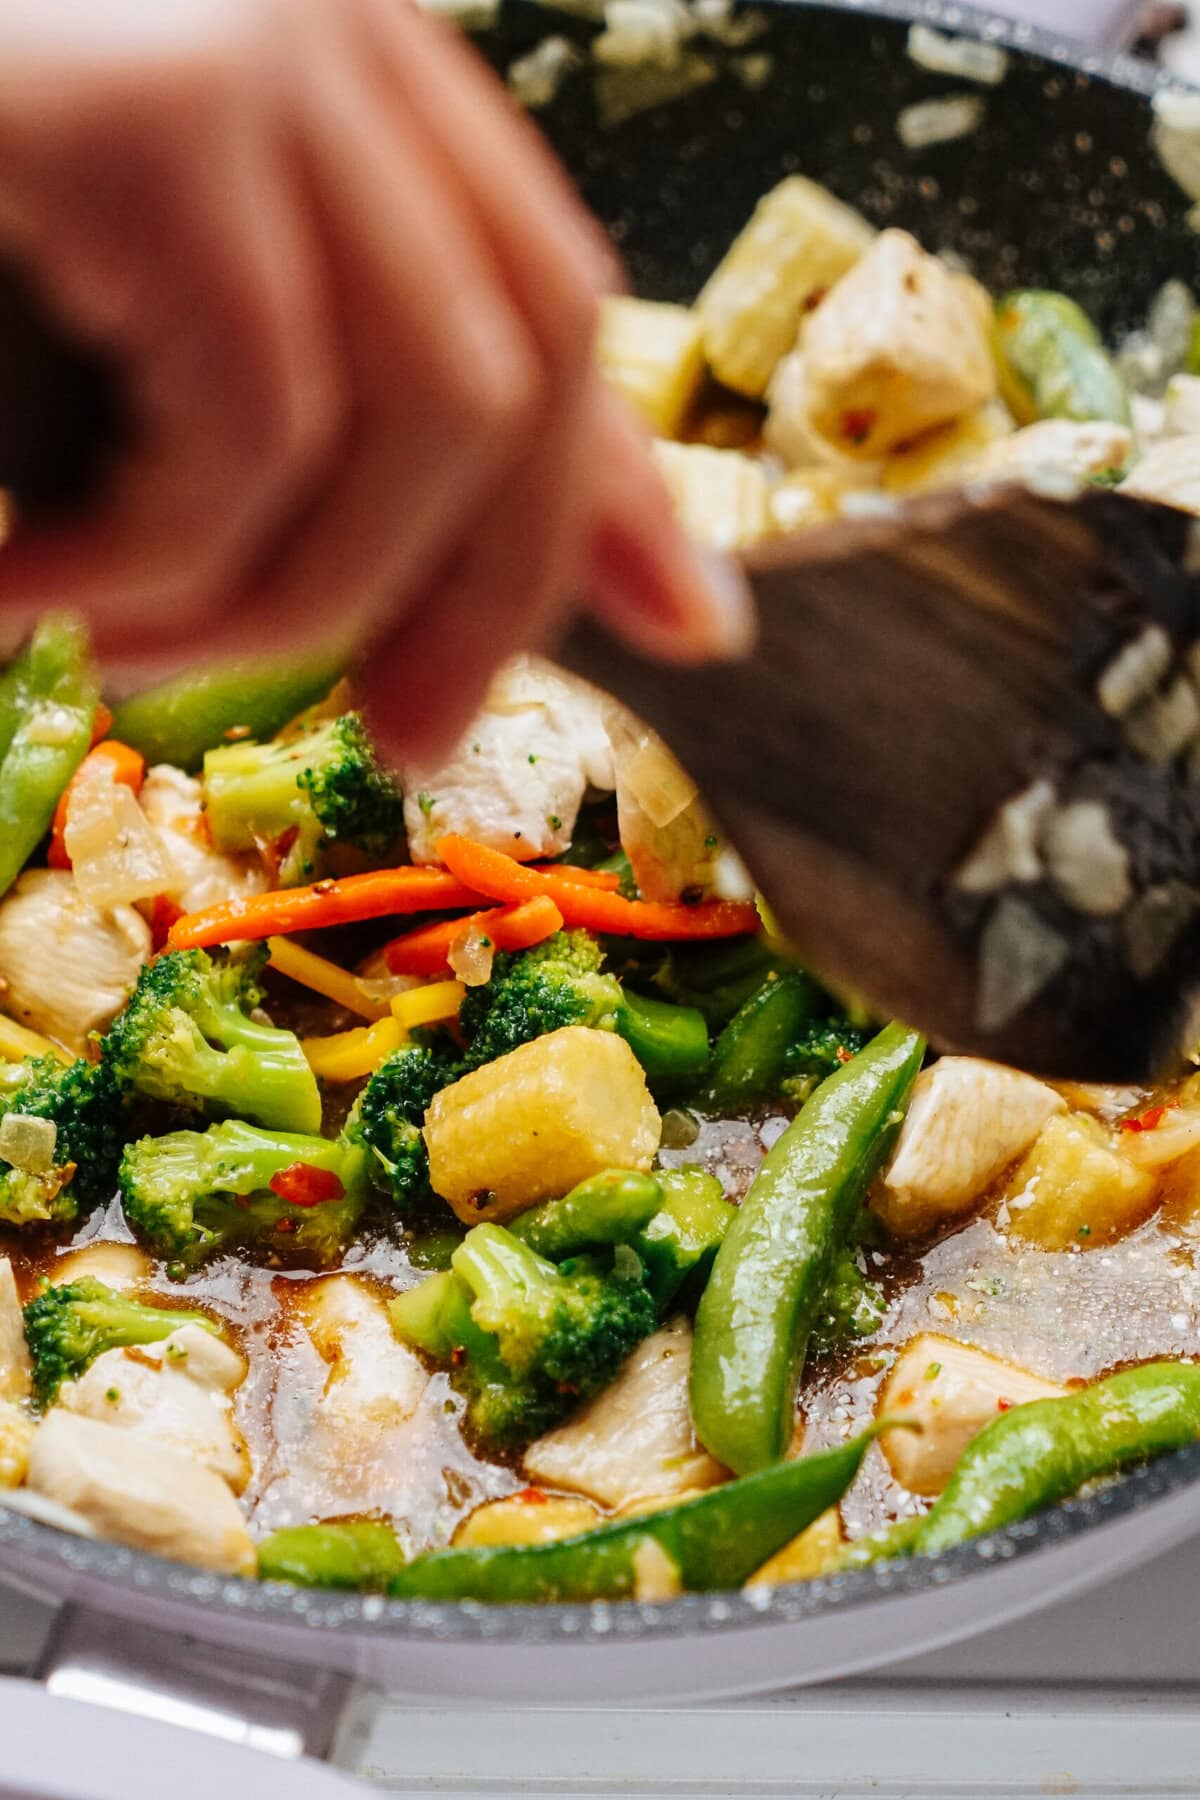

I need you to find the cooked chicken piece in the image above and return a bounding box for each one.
[744,1505,843,1589]
[296,1275,429,1447]
[874,1057,1064,1238]
[0,869,151,1053]
[50,1243,152,1291]
[402,656,614,864]
[878,1334,1066,1496]
[138,764,267,915]
[454,1492,602,1548]
[0,1399,34,1488]
[524,1317,725,1508]
[1120,434,1200,513]
[0,1258,31,1404]
[27,1410,255,1575]
[799,231,996,459]
[59,1325,250,1493]
[963,418,1132,486]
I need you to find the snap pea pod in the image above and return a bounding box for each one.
[257,1520,407,1590]
[993,291,1132,428]
[509,1169,664,1260]
[616,989,710,1082]
[0,615,99,900]
[832,1515,924,1573]
[915,1360,1200,1556]
[694,970,820,1114]
[111,652,344,773]
[388,1425,880,1603]
[691,1022,925,1476]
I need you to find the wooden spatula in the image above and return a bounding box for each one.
[560,483,1200,1083]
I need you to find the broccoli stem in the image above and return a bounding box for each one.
[614,990,710,1082]
[508,1169,663,1261]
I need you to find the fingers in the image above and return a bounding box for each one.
[584,390,756,663]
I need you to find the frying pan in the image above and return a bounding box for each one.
[4,0,1200,1746]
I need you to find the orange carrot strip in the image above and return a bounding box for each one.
[48,739,146,870]
[528,864,622,891]
[167,866,485,952]
[88,703,114,748]
[383,895,564,976]
[436,835,759,941]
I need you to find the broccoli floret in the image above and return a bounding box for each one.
[458,930,623,1069]
[22,1275,220,1405]
[810,1246,885,1355]
[102,947,321,1135]
[353,1044,461,1213]
[0,1056,125,1228]
[389,1221,657,1449]
[202,711,404,884]
[118,1117,371,1266]
[781,1015,873,1102]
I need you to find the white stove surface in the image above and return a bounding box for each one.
[4,1528,1200,1798]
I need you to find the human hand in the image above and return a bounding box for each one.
[0,0,751,758]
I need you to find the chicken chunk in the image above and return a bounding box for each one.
[402,656,614,865]
[0,1258,31,1404]
[651,441,774,551]
[964,418,1133,486]
[59,1325,250,1493]
[874,1057,1064,1239]
[878,1334,1066,1496]
[138,764,267,914]
[1120,435,1200,514]
[0,869,151,1053]
[524,1317,725,1508]
[50,1243,152,1292]
[297,1275,429,1448]
[798,230,996,459]
[27,1410,255,1575]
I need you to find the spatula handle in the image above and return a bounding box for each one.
[0,257,121,517]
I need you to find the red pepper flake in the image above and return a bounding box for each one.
[840,408,877,445]
[222,723,253,741]
[1120,1101,1179,1133]
[147,895,185,952]
[275,1217,296,1233]
[996,1396,1013,1412]
[514,1487,547,1506]
[450,1346,467,1368]
[835,1045,854,1065]
[268,1162,345,1207]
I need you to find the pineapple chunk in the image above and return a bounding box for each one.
[877,1334,1065,1496]
[598,296,705,438]
[423,1026,661,1225]
[698,176,874,398]
[881,399,1016,495]
[0,1398,34,1488]
[799,230,996,459]
[454,1492,602,1548]
[1001,1112,1156,1250]
[652,441,772,549]
[744,1505,844,1588]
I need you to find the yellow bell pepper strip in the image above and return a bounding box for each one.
[266,937,390,1022]
[303,1018,403,1082]
[390,981,466,1033]
[167,866,485,951]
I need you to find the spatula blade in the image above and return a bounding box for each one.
[559,485,1200,1081]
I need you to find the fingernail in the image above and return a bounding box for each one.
[687,547,757,660]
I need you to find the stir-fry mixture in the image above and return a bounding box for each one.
[3,183,1200,1606]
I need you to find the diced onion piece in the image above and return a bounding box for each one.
[64,761,176,908]
[620,736,697,830]
[448,924,495,988]
[0,1112,57,1174]
[391,980,466,1033]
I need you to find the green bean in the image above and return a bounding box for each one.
[616,988,710,1082]
[694,970,820,1114]
[0,615,99,900]
[916,1360,1200,1555]
[257,1520,407,1590]
[388,1425,879,1603]
[994,291,1132,427]
[691,1023,925,1476]
[111,653,344,773]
